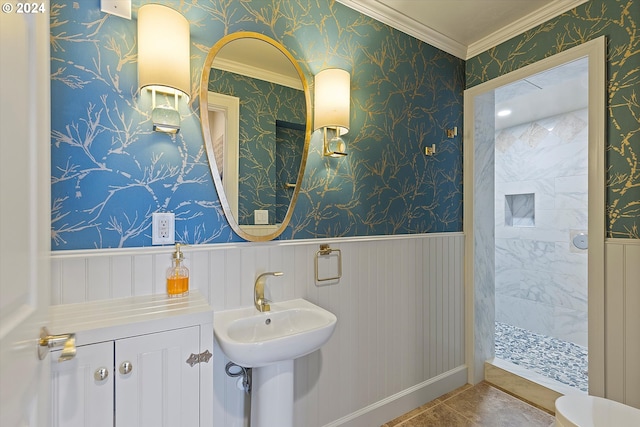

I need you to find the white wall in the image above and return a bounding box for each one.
[494,108,588,346]
[51,233,466,426]
[605,239,640,408]
[469,91,497,384]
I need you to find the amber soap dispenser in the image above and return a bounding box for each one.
[167,243,189,297]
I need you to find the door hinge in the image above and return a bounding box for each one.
[186,349,212,367]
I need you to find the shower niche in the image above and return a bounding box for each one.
[505,193,534,227]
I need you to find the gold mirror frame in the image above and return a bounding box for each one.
[200,32,311,241]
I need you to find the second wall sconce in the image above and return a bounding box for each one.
[138,4,190,134]
[314,68,350,157]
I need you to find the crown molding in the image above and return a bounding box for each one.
[212,57,302,90]
[466,0,590,58]
[336,0,467,59]
[337,0,589,60]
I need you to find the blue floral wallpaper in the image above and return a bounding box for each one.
[466,0,640,239]
[50,0,464,249]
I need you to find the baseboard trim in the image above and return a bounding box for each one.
[323,366,468,427]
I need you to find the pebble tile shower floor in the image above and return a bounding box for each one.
[495,322,588,392]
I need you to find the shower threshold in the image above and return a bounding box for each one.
[485,357,582,413]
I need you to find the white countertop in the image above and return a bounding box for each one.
[49,290,213,346]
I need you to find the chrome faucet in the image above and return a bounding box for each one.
[254,271,283,312]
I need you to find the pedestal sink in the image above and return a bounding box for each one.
[214,298,337,427]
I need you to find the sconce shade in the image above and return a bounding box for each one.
[138,4,190,98]
[314,68,350,135]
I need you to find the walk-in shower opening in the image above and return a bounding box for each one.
[492,57,589,394]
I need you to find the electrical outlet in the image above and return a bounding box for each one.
[152,212,175,245]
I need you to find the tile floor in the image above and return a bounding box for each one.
[382,382,555,427]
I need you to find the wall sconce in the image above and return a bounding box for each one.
[314,68,350,157]
[137,4,190,134]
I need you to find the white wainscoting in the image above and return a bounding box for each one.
[51,233,466,426]
[605,238,640,408]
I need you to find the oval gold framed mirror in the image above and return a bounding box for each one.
[200,32,311,241]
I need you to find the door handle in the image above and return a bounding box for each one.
[38,327,76,362]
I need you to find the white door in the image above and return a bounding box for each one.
[0,1,52,426]
[51,342,114,427]
[115,327,201,427]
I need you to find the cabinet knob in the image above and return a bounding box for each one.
[94,367,109,381]
[119,361,133,375]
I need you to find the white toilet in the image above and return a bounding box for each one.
[555,395,640,426]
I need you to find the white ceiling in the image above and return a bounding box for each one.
[494,57,589,129]
[337,0,589,59]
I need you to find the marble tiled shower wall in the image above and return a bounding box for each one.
[494,108,588,346]
[51,234,466,426]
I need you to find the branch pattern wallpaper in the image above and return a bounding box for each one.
[466,0,639,239]
[50,0,464,249]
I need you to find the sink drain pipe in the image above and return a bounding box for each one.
[225,361,251,394]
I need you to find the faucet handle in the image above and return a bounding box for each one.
[255,297,270,312]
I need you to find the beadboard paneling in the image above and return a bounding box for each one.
[605,239,640,408]
[51,233,466,426]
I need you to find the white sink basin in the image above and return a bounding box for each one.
[214,298,337,367]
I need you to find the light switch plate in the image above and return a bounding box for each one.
[254,210,269,225]
[100,0,131,19]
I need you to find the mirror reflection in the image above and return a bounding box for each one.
[200,33,310,241]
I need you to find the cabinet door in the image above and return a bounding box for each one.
[115,326,201,427]
[51,341,114,427]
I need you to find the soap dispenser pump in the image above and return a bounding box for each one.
[166,243,189,297]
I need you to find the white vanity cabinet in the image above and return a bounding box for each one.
[51,341,114,427]
[49,292,213,427]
